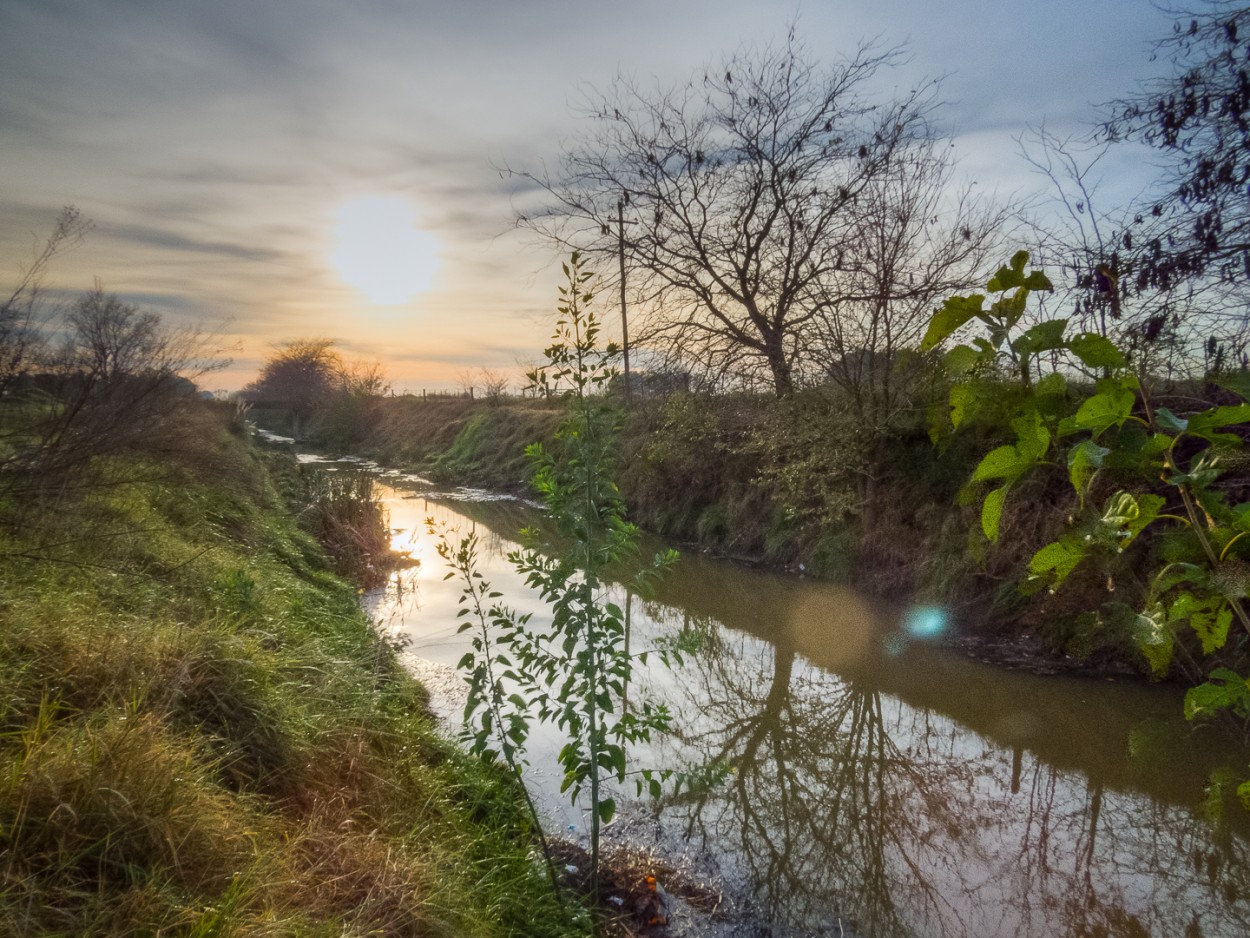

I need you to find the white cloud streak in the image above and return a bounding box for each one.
[0,0,1179,390]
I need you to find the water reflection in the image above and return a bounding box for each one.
[357,470,1250,938]
[638,599,1250,937]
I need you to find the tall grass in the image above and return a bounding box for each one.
[0,404,584,936]
[301,469,396,588]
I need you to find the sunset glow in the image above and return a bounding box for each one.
[0,0,1178,392]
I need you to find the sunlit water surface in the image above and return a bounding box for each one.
[323,459,1250,938]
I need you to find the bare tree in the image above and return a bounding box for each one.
[814,136,1005,424]
[2,282,226,510]
[65,281,166,382]
[1018,126,1211,379]
[1103,2,1250,368]
[0,206,91,396]
[477,367,510,402]
[338,358,391,398]
[243,338,342,437]
[1019,127,1121,327]
[512,32,940,397]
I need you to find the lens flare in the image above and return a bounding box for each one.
[904,605,949,640]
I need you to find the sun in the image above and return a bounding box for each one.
[330,195,439,305]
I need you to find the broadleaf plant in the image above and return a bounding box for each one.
[927,251,1250,808]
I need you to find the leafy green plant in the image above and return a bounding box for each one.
[432,524,559,894]
[435,253,680,902]
[925,250,1250,803]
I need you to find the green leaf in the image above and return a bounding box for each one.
[1168,453,1225,489]
[1035,370,1068,400]
[1170,593,1233,654]
[1023,270,1054,291]
[1187,403,1250,437]
[1134,605,1174,678]
[597,797,616,823]
[1066,332,1127,369]
[1151,562,1206,594]
[971,413,1048,486]
[1235,779,1250,813]
[1010,410,1050,463]
[922,295,984,350]
[987,251,1030,292]
[1028,537,1086,586]
[1067,439,1110,495]
[943,344,983,375]
[973,444,1027,483]
[1154,407,1188,433]
[1100,492,1164,547]
[949,383,978,429]
[1184,668,1250,720]
[1064,386,1136,435]
[981,484,1009,541]
[1201,606,1234,655]
[1233,503,1250,532]
[1011,318,1068,357]
[1212,370,1250,401]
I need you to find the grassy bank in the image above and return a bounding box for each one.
[275,380,1250,680]
[288,390,977,593]
[0,401,583,936]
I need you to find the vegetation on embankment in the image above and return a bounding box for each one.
[283,388,981,589]
[274,369,1250,682]
[0,400,584,936]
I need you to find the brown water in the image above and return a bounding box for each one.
[342,460,1250,938]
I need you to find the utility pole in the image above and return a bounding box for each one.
[617,199,631,403]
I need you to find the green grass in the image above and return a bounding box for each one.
[311,396,564,493]
[0,404,586,936]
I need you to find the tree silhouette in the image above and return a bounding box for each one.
[512,32,992,397]
[243,338,341,439]
[1106,2,1250,360]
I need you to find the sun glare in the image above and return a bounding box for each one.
[330,195,439,305]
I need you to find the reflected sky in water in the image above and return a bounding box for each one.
[360,471,1250,938]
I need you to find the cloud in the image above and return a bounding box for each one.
[0,0,1185,391]
[106,222,287,264]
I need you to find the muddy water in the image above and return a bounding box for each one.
[344,461,1250,938]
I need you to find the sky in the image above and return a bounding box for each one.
[0,0,1183,392]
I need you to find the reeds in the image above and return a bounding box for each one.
[302,469,396,588]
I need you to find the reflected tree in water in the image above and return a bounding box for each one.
[652,614,961,936]
[637,603,1250,937]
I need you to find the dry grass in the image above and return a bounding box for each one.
[301,469,402,588]
[360,397,563,492]
[0,407,584,937]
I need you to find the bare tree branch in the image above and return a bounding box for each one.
[511,32,949,397]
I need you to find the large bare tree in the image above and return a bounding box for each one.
[813,136,1005,423]
[513,33,946,397]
